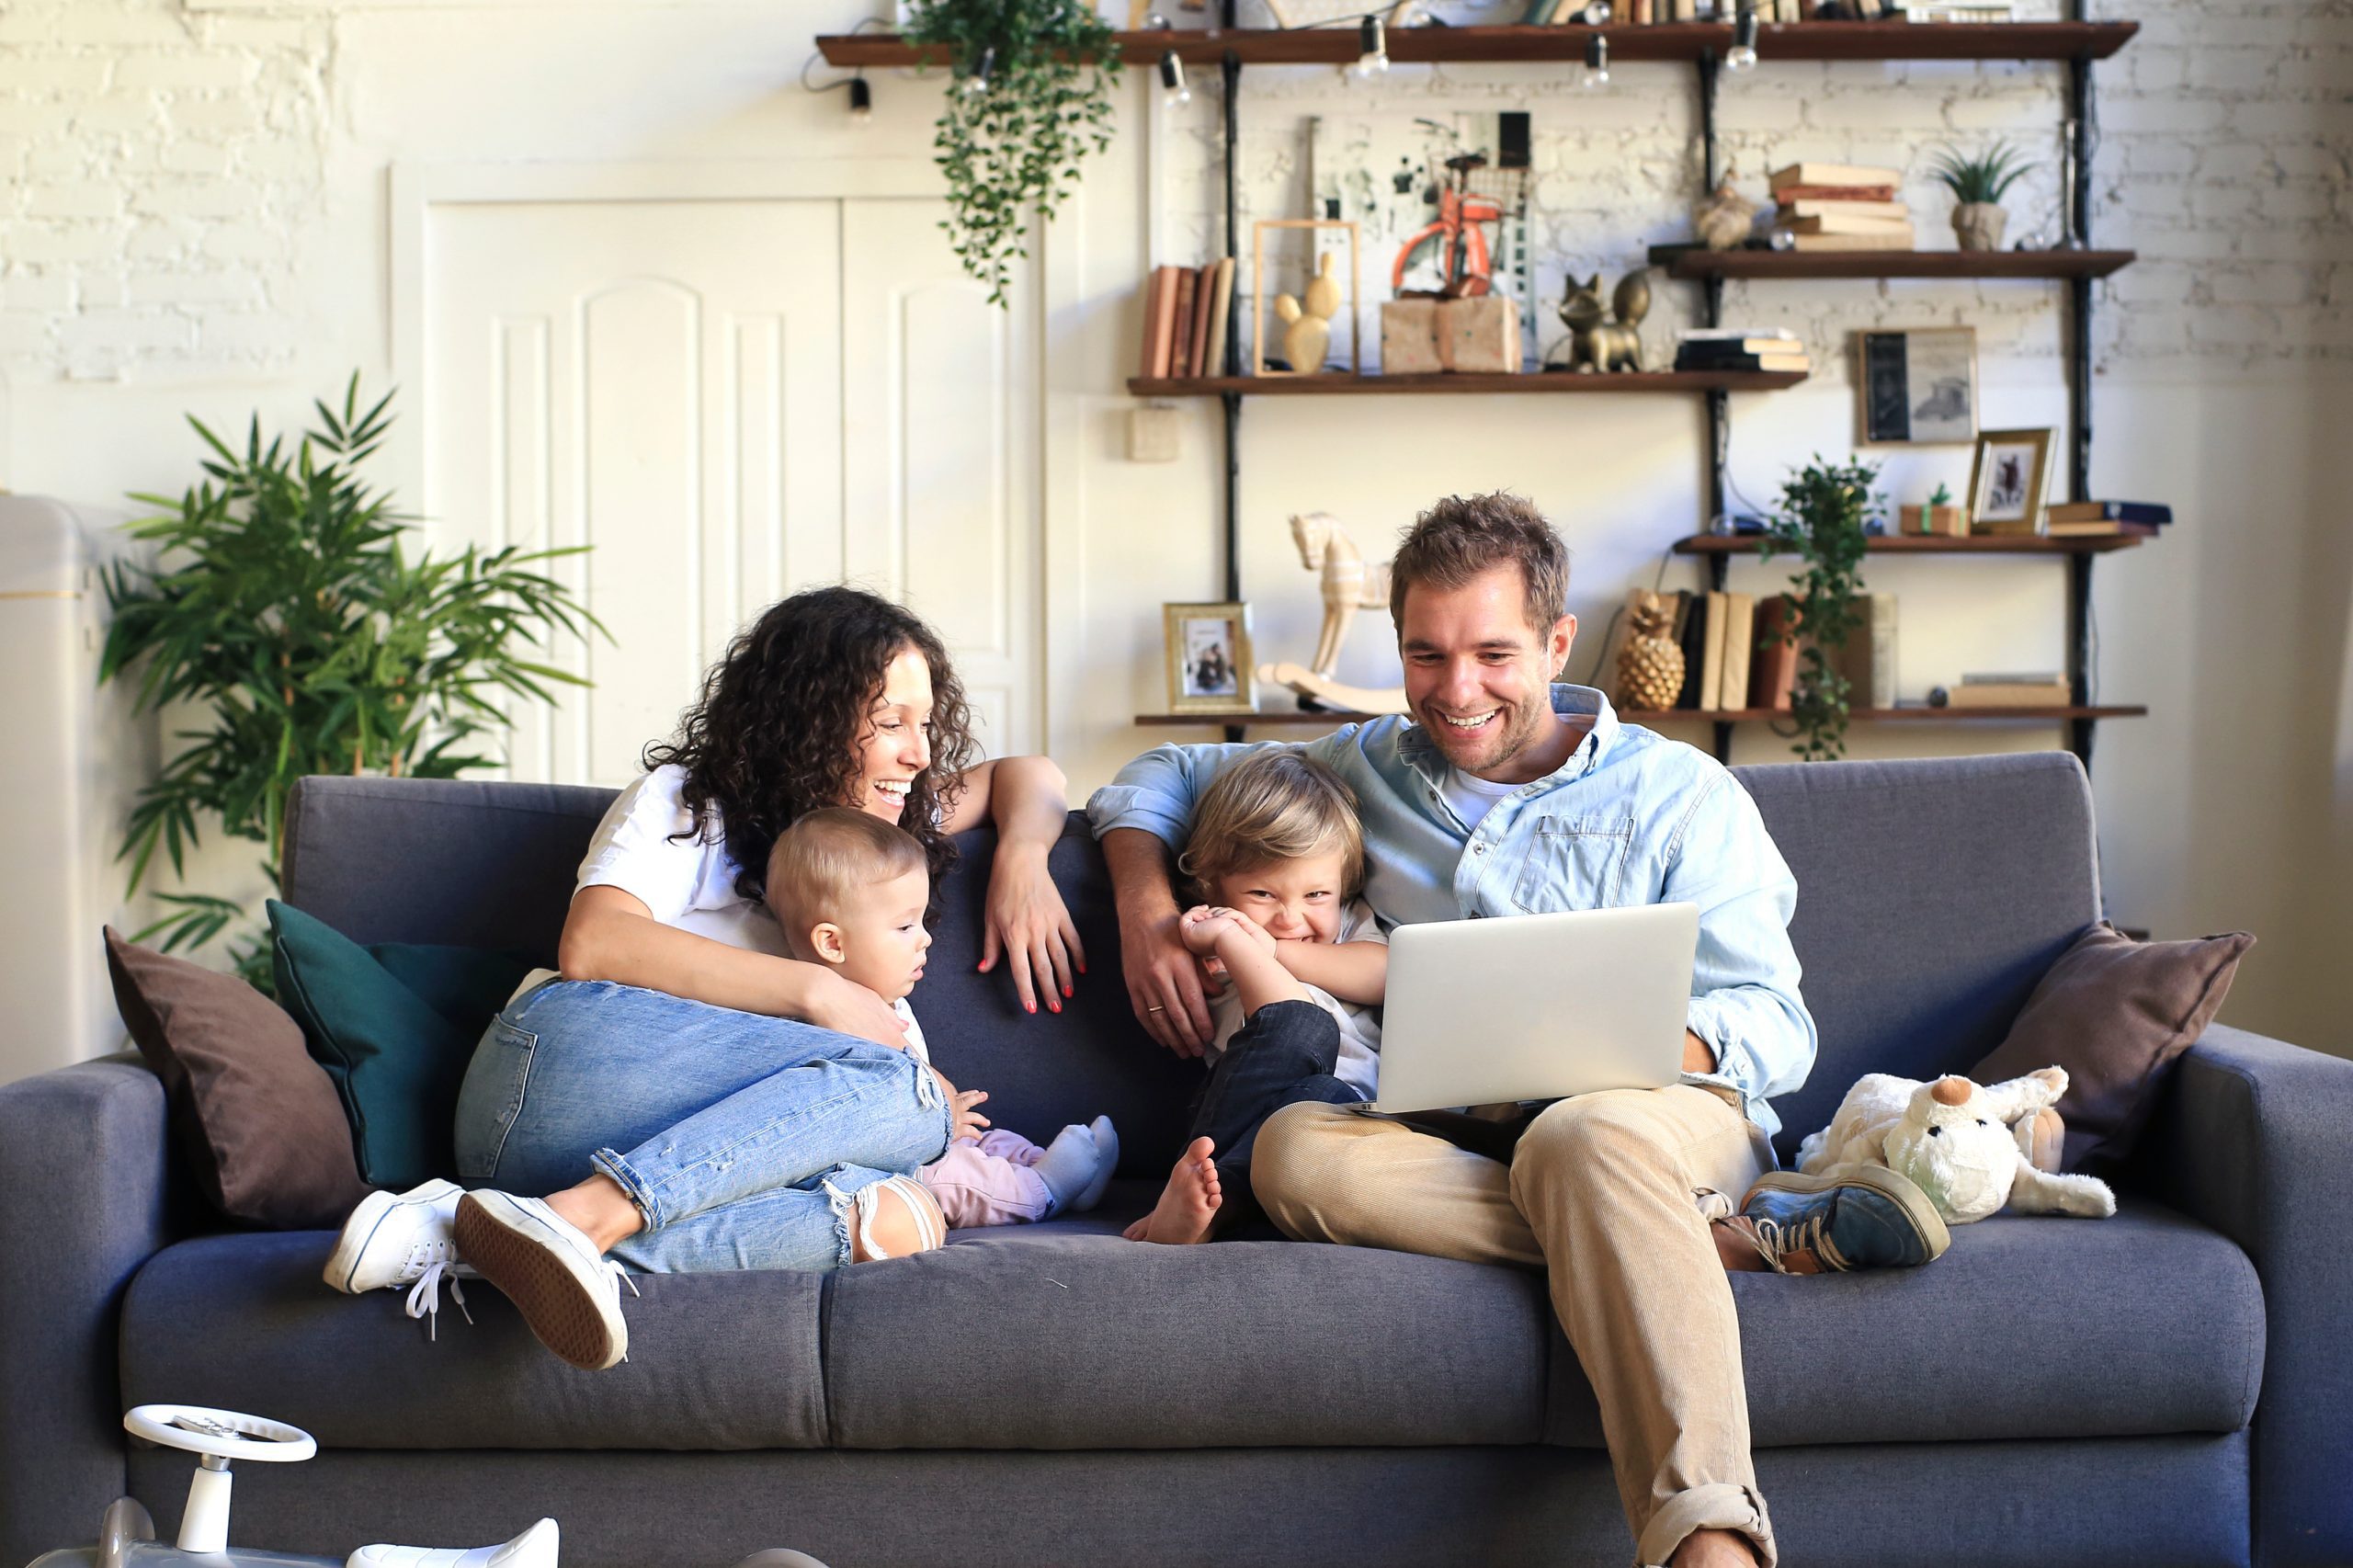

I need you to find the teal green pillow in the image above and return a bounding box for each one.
[267,901,534,1189]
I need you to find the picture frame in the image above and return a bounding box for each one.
[1164,601,1257,715]
[1966,427,2056,535]
[1251,218,1363,378]
[1857,327,1979,445]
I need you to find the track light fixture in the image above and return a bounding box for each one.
[962,44,996,95]
[1356,15,1390,76]
[847,74,873,122]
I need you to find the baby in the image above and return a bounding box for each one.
[1130,749,1387,1244]
[767,809,1119,1230]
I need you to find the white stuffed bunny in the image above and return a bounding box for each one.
[1795,1067,2117,1225]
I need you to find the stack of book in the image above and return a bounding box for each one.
[2044,500,2171,538]
[1767,163,1915,253]
[1674,328,1811,376]
[1947,672,2070,709]
[1137,259,1237,381]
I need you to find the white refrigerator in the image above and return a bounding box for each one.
[0,495,157,1085]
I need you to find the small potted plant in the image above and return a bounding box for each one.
[1900,481,1965,538]
[1931,141,2033,252]
[1760,455,1882,761]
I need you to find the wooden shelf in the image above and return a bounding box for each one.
[1136,710,1381,726]
[818,21,2135,70]
[1632,705,2149,723]
[1652,247,2135,281]
[1677,531,2152,556]
[1128,369,1807,396]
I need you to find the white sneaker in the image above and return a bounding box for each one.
[324,1180,479,1336]
[348,1517,558,1568]
[453,1190,639,1371]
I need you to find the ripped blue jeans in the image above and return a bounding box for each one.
[451,979,950,1274]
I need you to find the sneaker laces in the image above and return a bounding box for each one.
[1744,1212,1846,1274]
[404,1261,472,1340]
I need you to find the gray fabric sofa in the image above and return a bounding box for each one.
[4,752,2346,1568]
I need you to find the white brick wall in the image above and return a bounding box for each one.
[0,0,329,381]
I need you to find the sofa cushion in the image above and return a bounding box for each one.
[1973,923,2255,1172]
[1607,1199,2256,1449]
[103,928,372,1229]
[122,1230,829,1450]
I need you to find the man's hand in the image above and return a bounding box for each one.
[1683,1029,1718,1075]
[1121,903,1217,1058]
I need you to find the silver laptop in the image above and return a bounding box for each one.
[1365,903,1700,1115]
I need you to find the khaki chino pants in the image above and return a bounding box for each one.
[1252,1086,1776,1568]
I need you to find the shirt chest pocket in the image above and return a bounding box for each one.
[1511,814,1637,911]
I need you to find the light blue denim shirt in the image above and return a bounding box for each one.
[1085,685,1817,1136]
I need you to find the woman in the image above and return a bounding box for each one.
[324,586,1083,1371]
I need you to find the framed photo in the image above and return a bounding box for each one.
[1164,601,1257,715]
[1857,327,1978,444]
[1967,427,2056,535]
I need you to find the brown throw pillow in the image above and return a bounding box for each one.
[104,927,374,1228]
[1973,922,2254,1173]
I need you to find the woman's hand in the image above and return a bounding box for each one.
[800,967,912,1050]
[1121,903,1219,1058]
[979,843,1086,1016]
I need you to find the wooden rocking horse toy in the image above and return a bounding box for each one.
[1256,511,1409,715]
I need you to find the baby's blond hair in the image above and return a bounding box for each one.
[765,807,927,949]
[1178,749,1364,900]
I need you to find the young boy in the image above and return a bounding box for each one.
[1128,749,1387,1245]
[767,809,1118,1229]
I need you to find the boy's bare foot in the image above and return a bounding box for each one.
[1122,1136,1222,1244]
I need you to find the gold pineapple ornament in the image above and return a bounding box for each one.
[1617,591,1685,710]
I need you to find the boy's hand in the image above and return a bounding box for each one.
[1206,907,1279,961]
[1177,904,1233,957]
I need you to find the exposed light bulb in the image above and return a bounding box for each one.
[847,74,873,123]
[1579,31,1609,89]
[962,44,995,96]
[1158,50,1191,107]
[1357,16,1390,76]
[1727,4,1760,72]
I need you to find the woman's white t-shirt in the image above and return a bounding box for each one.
[575,764,787,956]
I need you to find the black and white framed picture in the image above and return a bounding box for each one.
[1164,601,1257,714]
[1857,327,1979,444]
[1966,426,2055,535]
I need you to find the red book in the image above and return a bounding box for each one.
[1749,595,1801,710]
[1769,184,1899,202]
[1144,267,1181,379]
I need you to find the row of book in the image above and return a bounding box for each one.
[1138,260,1236,382]
[1602,587,1897,713]
[1674,326,1810,375]
[1767,162,1915,252]
[1944,673,2069,709]
[1517,0,2013,21]
[2042,500,2172,539]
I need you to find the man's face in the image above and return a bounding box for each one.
[1398,564,1575,783]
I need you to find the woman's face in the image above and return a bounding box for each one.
[849,645,935,823]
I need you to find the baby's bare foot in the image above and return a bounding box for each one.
[1127,1136,1222,1244]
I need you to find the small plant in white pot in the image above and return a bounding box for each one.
[1931,142,2034,252]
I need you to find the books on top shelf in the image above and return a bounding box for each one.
[1138,258,1235,381]
[1675,327,1810,375]
[2043,500,2172,536]
[1770,163,1902,192]
[1948,673,2069,709]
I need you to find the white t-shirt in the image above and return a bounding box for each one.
[576,764,788,955]
[1205,897,1387,1099]
[1438,765,1519,835]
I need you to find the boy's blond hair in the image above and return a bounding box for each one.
[765,807,927,946]
[1178,750,1364,900]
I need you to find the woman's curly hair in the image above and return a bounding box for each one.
[643,585,980,905]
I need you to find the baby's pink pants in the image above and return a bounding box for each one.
[918,1129,1055,1229]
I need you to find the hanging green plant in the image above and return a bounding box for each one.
[903,0,1122,308]
[1759,455,1881,762]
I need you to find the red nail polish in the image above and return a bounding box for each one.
[1050,1001,1061,1014]
[1063,983,1073,999]
[1026,1001,1036,1015]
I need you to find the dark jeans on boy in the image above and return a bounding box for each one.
[1192,999,1364,1202]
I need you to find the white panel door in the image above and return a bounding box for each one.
[423,199,845,785]
[843,199,1040,759]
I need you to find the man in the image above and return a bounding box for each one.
[1087,494,1947,1568]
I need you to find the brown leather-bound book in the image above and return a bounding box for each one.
[1750,595,1802,710]
[1769,184,1899,202]
[1170,267,1199,379]
[1145,266,1181,379]
[1187,263,1218,380]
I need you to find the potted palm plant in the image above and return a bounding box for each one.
[99,377,601,988]
[1931,141,2034,252]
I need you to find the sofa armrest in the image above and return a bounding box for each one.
[0,1055,186,1566]
[2127,1023,2353,1568]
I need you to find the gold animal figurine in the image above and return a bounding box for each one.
[1256,511,1408,715]
[1552,269,1652,373]
[1272,254,1343,375]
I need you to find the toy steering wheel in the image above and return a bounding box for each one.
[123,1405,315,1553]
